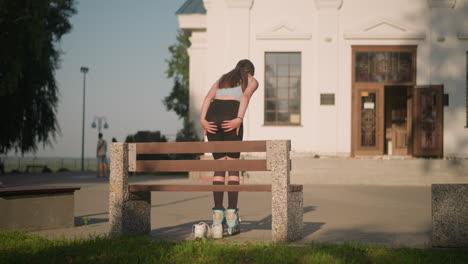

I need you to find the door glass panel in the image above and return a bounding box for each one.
[360,92,377,147]
[420,90,437,149]
[355,51,414,83]
[387,52,399,82]
[356,52,369,82]
[399,52,413,82]
[369,52,388,82]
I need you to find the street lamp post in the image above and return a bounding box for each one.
[92,116,109,134]
[80,66,89,171]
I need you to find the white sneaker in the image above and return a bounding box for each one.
[210,223,223,239]
[192,222,210,239]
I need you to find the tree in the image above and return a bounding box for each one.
[164,30,200,143]
[125,131,169,160]
[125,131,168,143]
[0,0,77,154]
[163,30,190,119]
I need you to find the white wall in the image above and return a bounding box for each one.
[181,0,468,156]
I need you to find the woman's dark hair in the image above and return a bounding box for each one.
[218,59,255,91]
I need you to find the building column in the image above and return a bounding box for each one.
[224,0,253,65]
[187,31,207,138]
[314,0,343,154]
[428,0,457,84]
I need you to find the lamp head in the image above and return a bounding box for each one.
[80,67,89,74]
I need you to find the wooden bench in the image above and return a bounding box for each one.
[109,140,303,242]
[0,185,80,231]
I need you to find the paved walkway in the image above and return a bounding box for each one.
[0,170,431,247]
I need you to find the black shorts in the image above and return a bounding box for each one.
[206,99,243,159]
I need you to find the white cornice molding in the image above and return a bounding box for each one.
[344,18,426,40]
[257,33,313,40]
[225,0,254,9]
[314,0,343,10]
[202,0,211,10]
[177,14,207,30]
[256,21,312,40]
[428,0,456,8]
[344,33,426,40]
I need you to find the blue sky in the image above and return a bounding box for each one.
[28,0,187,158]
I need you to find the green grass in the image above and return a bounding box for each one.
[0,231,467,264]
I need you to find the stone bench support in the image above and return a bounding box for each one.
[432,184,468,247]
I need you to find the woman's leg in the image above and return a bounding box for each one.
[226,156,240,209]
[225,157,241,235]
[213,156,227,209]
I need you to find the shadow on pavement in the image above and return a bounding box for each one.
[149,205,324,242]
[75,217,109,226]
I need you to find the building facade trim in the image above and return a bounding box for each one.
[344,18,426,40]
[314,0,343,10]
[177,14,207,30]
[225,0,254,9]
[257,22,312,40]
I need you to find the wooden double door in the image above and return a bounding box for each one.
[351,85,443,157]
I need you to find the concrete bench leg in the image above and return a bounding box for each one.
[269,140,303,242]
[109,143,151,237]
[432,184,468,247]
[287,191,304,241]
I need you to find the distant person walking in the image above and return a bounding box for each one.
[96,133,108,178]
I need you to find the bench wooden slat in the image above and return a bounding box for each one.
[0,186,81,197]
[134,160,268,172]
[128,184,303,192]
[135,140,267,154]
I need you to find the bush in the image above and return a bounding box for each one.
[56,167,69,172]
[41,166,52,173]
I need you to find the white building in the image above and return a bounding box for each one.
[176,0,468,158]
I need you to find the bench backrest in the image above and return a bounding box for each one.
[122,140,291,173]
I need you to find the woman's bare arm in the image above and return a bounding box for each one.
[222,75,259,134]
[200,80,219,134]
[237,75,259,120]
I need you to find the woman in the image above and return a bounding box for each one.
[200,59,258,237]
